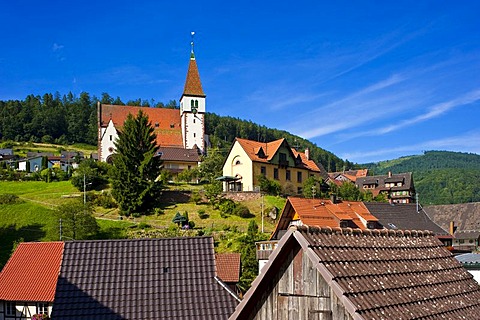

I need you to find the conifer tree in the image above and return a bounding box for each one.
[110,110,162,216]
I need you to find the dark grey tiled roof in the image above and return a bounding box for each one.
[52,237,238,319]
[365,202,449,235]
[157,147,200,162]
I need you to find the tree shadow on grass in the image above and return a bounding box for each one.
[0,223,46,269]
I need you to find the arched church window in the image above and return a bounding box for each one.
[191,100,194,107]
[195,100,198,107]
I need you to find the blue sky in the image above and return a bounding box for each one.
[1,1,479,163]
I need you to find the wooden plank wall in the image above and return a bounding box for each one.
[250,245,354,320]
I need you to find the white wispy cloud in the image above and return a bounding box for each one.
[377,89,480,134]
[52,43,64,52]
[340,130,480,163]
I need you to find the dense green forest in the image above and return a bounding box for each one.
[364,151,480,205]
[0,92,353,172]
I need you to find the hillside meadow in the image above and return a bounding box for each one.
[0,180,282,268]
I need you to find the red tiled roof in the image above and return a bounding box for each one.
[0,242,63,302]
[99,104,183,147]
[182,56,205,97]
[216,253,241,283]
[235,138,321,172]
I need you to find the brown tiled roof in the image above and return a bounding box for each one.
[158,146,200,163]
[231,226,480,319]
[455,230,480,240]
[216,253,241,283]
[52,237,238,319]
[182,56,205,97]
[0,242,64,302]
[424,202,480,232]
[100,104,183,148]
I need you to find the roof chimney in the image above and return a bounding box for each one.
[449,221,457,236]
[305,148,310,160]
[388,171,392,178]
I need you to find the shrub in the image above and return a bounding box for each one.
[198,209,209,219]
[233,204,252,218]
[0,193,20,204]
[190,190,202,204]
[219,198,236,215]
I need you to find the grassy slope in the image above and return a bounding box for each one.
[0,180,283,268]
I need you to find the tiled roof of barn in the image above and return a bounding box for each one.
[231,226,480,319]
[0,242,64,302]
[51,237,238,319]
[296,226,480,319]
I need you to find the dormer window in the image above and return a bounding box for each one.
[170,124,175,128]
[155,122,159,127]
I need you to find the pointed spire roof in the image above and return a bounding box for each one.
[182,37,206,98]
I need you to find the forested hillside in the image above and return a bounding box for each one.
[364,151,480,205]
[0,92,354,172]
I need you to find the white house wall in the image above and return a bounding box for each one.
[222,142,254,191]
[100,120,118,162]
[0,301,52,320]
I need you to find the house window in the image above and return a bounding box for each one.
[235,160,241,165]
[6,302,15,316]
[286,170,291,181]
[274,168,279,180]
[261,166,266,176]
[279,152,287,164]
[37,303,48,315]
[297,187,303,194]
[459,239,465,244]
[297,172,302,183]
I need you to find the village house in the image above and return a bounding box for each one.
[221,138,327,194]
[0,242,63,320]
[0,237,239,319]
[230,225,480,320]
[257,197,453,271]
[97,44,206,177]
[326,168,368,186]
[356,171,415,203]
[452,230,480,252]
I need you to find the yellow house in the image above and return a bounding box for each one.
[222,138,326,194]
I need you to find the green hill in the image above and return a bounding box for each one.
[363,151,480,205]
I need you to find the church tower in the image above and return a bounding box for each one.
[180,33,206,154]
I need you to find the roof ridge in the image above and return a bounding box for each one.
[295,225,434,237]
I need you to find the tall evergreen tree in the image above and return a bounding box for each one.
[110,110,162,216]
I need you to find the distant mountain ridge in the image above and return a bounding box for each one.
[363,151,480,205]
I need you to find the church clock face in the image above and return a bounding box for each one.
[192,105,197,114]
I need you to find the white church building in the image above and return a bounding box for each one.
[97,44,206,175]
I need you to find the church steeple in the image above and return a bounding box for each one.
[180,32,206,154]
[182,32,206,98]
